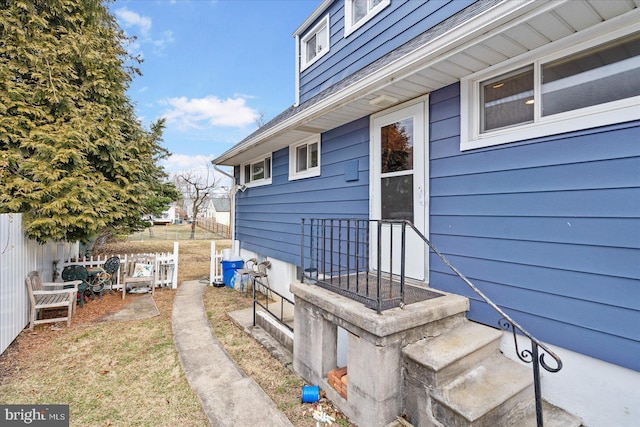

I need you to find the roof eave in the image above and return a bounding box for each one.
[293,0,334,37]
[212,0,568,167]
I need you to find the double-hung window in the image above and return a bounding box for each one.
[242,155,272,187]
[345,0,390,36]
[289,136,320,180]
[461,26,640,150]
[301,15,329,70]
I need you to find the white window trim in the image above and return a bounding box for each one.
[301,14,330,71]
[344,0,390,37]
[289,135,321,181]
[241,154,272,188]
[461,21,640,151]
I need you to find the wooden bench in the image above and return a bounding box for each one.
[122,255,156,299]
[26,271,80,331]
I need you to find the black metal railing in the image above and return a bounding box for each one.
[301,218,442,313]
[252,276,294,332]
[301,218,562,427]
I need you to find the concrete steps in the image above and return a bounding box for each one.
[431,354,534,426]
[403,321,502,388]
[402,320,582,427]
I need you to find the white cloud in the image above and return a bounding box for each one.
[115,7,152,36]
[163,153,214,173]
[114,7,173,56]
[152,30,175,53]
[162,154,233,188]
[161,96,259,129]
[233,92,256,100]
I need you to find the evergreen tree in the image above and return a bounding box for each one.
[0,0,178,243]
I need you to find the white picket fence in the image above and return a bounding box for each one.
[60,242,179,290]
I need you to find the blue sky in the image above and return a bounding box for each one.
[110,0,319,175]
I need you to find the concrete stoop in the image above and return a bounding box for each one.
[402,321,582,427]
[290,281,582,427]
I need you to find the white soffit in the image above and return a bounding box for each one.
[215,0,640,166]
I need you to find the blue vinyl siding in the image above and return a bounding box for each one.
[299,0,476,103]
[429,83,640,371]
[235,117,370,265]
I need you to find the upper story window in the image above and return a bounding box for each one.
[345,0,390,37]
[241,155,272,187]
[461,25,640,151]
[289,135,320,180]
[301,15,329,70]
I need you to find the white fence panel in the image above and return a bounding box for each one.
[60,242,179,290]
[0,214,75,355]
[209,241,223,284]
[0,214,27,356]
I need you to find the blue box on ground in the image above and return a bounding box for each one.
[221,259,243,288]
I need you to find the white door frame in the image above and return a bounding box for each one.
[370,95,430,282]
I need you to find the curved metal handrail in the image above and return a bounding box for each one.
[402,219,561,427]
[301,217,562,426]
[403,220,562,372]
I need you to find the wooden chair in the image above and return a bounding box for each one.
[25,271,80,331]
[123,255,156,299]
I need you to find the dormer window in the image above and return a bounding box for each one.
[301,14,329,70]
[345,0,390,36]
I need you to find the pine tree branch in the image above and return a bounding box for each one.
[44,57,59,103]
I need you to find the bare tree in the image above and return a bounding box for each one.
[174,163,222,239]
[255,110,267,128]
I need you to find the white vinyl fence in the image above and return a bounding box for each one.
[209,241,223,284]
[0,213,79,355]
[208,240,240,285]
[59,242,179,290]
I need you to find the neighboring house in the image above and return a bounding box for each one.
[204,197,231,226]
[151,204,179,225]
[213,1,639,426]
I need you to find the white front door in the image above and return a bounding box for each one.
[371,100,428,281]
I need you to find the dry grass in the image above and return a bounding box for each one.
[0,225,353,426]
[0,291,207,427]
[203,287,353,427]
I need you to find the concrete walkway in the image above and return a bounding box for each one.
[172,280,293,427]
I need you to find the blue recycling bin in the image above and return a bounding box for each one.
[221,259,243,288]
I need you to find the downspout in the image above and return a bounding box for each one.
[212,163,236,243]
[294,34,300,107]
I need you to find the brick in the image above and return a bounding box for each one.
[328,366,349,398]
[335,366,348,377]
